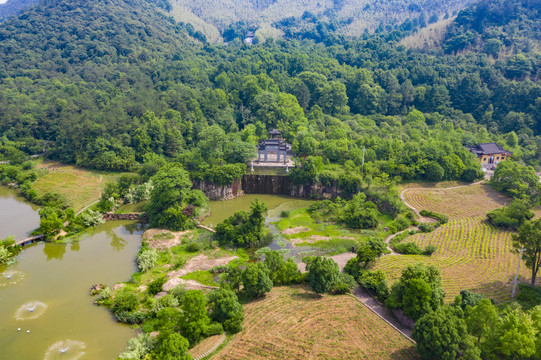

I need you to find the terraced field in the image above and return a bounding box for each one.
[376,184,534,302]
[402,184,509,220]
[214,286,418,360]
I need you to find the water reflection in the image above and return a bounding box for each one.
[104,227,126,251]
[70,241,80,252]
[43,242,67,261]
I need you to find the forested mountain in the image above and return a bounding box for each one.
[0,0,196,77]
[0,0,540,178]
[0,0,39,21]
[169,0,476,41]
[403,0,541,59]
[443,0,541,56]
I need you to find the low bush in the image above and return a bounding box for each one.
[137,248,158,273]
[148,276,167,296]
[358,270,389,301]
[420,210,448,224]
[185,241,201,252]
[486,200,534,230]
[331,273,357,294]
[116,311,148,324]
[394,242,423,255]
[112,289,139,314]
[423,245,437,255]
[391,214,410,232]
[516,284,541,310]
[418,222,441,233]
[205,322,224,336]
[280,210,290,218]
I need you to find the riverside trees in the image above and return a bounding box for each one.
[146,163,208,231]
[215,199,268,247]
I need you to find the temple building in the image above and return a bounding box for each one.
[256,129,292,164]
[466,143,512,168]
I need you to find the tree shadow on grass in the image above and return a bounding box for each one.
[469,280,513,301]
[289,290,321,301]
[390,346,419,359]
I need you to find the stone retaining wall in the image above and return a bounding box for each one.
[102,213,141,221]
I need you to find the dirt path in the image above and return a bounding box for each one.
[383,228,414,256]
[400,180,485,217]
[353,287,414,340]
[75,200,100,216]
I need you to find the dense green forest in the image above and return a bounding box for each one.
[0,0,539,181]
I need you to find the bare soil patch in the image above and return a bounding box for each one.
[281,226,310,235]
[162,278,217,292]
[143,229,194,250]
[163,250,238,291]
[167,251,238,278]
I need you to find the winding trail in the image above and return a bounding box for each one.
[75,199,100,216]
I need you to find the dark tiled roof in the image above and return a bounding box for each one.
[479,143,509,154]
[466,143,512,156]
[269,129,281,135]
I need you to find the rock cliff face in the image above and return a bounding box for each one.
[242,175,343,199]
[194,179,243,200]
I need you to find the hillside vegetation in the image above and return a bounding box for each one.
[402,0,541,61]
[170,0,475,40]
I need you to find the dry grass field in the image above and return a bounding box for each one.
[213,286,418,360]
[400,17,455,49]
[375,184,534,302]
[402,184,510,220]
[32,162,124,212]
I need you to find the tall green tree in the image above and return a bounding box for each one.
[146,164,194,230]
[413,306,480,360]
[242,262,273,299]
[179,290,210,346]
[207,288,244,334]
[306,256,339,294]
[513,219,541,286]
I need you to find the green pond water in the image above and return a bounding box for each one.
[0,190,314,359]
[202,194,313,227]
[0,188,142,360]
[0,187,40,239]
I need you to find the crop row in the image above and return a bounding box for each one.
[375,217,528,302]
[214,286,418,360]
